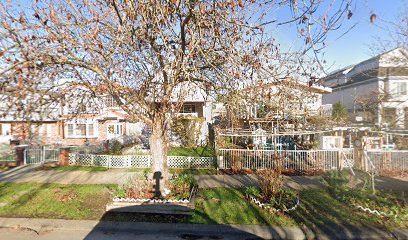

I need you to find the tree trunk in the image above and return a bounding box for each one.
[150,120,169,197]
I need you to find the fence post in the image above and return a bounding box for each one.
[338,149,344,170]
[188,157,192,168]
[15,145,28,166]
[59,147,71,166]
[91,154,95,166]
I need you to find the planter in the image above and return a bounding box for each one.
[106,186,197,215]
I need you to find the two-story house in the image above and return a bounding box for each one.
[0,83,213,147]
[320,47,408,130]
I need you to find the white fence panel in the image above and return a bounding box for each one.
[218,149,342,171]
[68,154,214,169]
[366,150,408,172]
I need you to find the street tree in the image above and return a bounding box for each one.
[0,0,354,192]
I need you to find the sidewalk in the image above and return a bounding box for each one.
[0,217,405,240]
[0,165,140,185]
[195,174,326,190]
[1,165,407,192]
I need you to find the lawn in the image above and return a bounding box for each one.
[0,183,116,220]
[189,188,407,230]
[188,188,296,225]
[288,189,407,230]
[168,146,215,157]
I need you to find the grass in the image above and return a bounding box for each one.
[38,165,109,172]
[188,187,407,230]
[170,168,217,175]
[288,188,408,231]
[0,183,116,220]
[168,146,215,157]
[188,188,296,225]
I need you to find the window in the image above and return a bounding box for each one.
[67,124,74,137]
[182,104,196,113]
[383,108,396,127]
[65,122,96,138]
[75,124,86,136]
[393,82,407,97]
[105,96,118,108]
[88,124,94,136]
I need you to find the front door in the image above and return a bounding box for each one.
[107,123,123,140]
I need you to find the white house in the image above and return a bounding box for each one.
[320,47,408,129]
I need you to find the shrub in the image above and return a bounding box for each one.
[109,139,122,154]
[257,169,283,201]
[269,188,298,210]
[332,101,348,122]
[169,174,197,200]
[244,186,261,198]
[172,116,204,147]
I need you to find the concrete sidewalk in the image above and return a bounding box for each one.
[0,165,141,185]
[195,174,408,191]
[195,174,326,190]
[0,217,405,240]
[1,165,407,192]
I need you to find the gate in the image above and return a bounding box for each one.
[25,147,59,165]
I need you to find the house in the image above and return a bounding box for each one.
[0,84,213,147]
[222,79,332,130]
[320,47,408,130]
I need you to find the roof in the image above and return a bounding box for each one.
[319,47,408,84]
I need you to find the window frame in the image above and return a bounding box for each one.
[65,121,97,138]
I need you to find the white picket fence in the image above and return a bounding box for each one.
[69,153,215,169]
[365,150,408,172]
[218,149,355,171]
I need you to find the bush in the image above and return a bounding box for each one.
[269,188,298,210]
[244,186,261,198]
[169,174,197,200]
[109,139,122,154]
[332,101,348,122]
[172,116,204,147]
[257,168,283,201]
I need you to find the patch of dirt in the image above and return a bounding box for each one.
[54,190,78,202]
[80,188,111,218]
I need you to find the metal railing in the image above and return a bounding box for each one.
[217,149,354,171]
[26,147,59,164]
[365,150,408,173]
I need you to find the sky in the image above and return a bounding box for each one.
[276,0,408,73]
[7,0,407,74]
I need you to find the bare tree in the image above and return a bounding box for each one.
[370,6,408,53]
[0,0,353,191]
